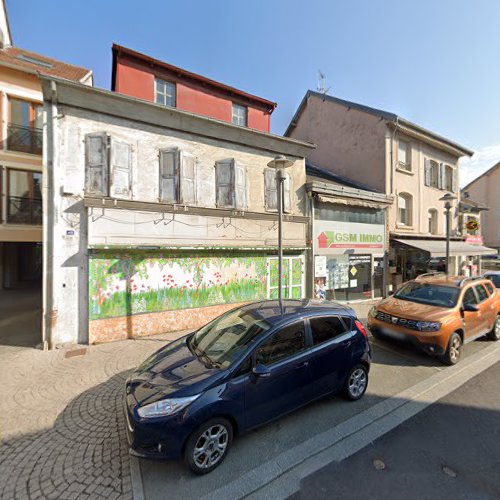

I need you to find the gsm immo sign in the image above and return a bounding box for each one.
[315,221,385,250]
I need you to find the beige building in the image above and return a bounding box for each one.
[463,162,500,251]
[286,91,493,286]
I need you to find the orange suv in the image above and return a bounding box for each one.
[367,274,500,365]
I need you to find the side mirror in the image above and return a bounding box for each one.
[252,363,271,379]
[462,303,479,313]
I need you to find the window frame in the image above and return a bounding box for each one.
[154,78,176,108]
[484,282,495,295]
[397,139,411,172]
[397,192,413,227]
[474,284,490,303]
[428,208,438,235]
[6,167,42,225]
[232,103,248,127]
[462,287,479,307]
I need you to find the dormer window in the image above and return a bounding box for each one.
[155,78,176,108]
[232,103,247,127]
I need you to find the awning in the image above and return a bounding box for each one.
[316,194,388,210]
[393,239,496,257]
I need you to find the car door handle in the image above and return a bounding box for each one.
[341,340,352,347]
[295,361,309,369]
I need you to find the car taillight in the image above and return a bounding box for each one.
[355,320,368,338]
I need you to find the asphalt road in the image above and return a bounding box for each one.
[292,360,500,500]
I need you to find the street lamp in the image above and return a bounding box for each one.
[267,155,294,303]
[440,192,457,276]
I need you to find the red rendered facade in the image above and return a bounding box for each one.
[112,45,276,132]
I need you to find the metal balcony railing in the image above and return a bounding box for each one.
[7,196,42,225]
[6,124,43,155]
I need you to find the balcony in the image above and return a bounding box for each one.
[7,196,42,225]
[6,124,43,155]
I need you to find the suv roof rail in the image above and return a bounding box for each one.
[415,272,446,280]
[457,276,483,287]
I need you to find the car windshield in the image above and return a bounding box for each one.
[486,275,500,288]
[394,282,460,308]
[189,308,271,369]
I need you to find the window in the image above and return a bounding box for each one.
[484,282,495,295]
[463,288,478,307]
[159,148,196,205]
[397,193,412,226]
[155,78,176,107]
[232,103,247,127]
[474,284,489,303]
[8,98,42,154]
[268,256,304,299]
[310,316,348,346]
[444,165,454,192]
[6,169,42,224]
[398,140,411,171]
[485,275,500,288]
[314,203,385,225]
[256,321,306,366]
[215,159,246,209]
[428,209,438,234]
[264,168,291,213]
[394,282,460,308]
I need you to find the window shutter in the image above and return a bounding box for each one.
[85,132,108,196]
[438,162,445,190]
[234,161,247,210]
[424,159,431,186]
[215,159,234,208]
[451,168,457,193]
[159,148,179,203]
[180,152,196,205]
[283,171,292,213]
[265,168,277,212]
[110,138,132,199]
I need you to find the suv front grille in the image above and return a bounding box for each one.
[376,311,420,331]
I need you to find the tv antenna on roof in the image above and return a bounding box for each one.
[317,70,331,94]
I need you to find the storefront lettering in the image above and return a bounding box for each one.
[318,231,384,248]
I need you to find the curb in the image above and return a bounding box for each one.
[130,455,145,500]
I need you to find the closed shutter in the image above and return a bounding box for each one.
[159,148,179,203]
[438,162,445,190]
[265,168,277,212]
[424,159,431,186]
[283,171,292,213]
[85,132,108,196]
[451,168,457,192]
[234,161,247,210]
[180,152,196,205]
[110,138,132,199]
[216,159,234,208]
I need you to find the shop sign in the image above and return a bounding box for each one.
[315,221,385,250]
[465,235,484,245]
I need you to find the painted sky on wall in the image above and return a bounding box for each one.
[8,0,500,185]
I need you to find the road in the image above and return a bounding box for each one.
[292,360,500,500]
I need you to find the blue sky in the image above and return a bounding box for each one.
[8,0,500,185]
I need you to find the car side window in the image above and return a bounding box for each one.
[463,288,478,306]
[484,282,495,295]
[474,284,489,303]
[233,357,252,378]
[256,321,306,366]
[310,316,348,346]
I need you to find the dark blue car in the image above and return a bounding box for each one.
[124,300,371,474]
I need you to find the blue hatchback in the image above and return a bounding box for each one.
[124,300,371,474]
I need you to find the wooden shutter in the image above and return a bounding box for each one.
[110,138,132,199]
[85,132,108,196]
[424,159,431,186]
[283,171,292,213]
[159,148,179,203]
[180,152,196,205]
[451,167,457,193]
[216,159,234,208]
[234,161,246,210]
[438,162,445,190]
[265,168,277,212]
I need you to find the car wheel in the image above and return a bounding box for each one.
[184,417,233,475]
[441,332,462,365]
[488,315,500,341]
[344,364,368,401]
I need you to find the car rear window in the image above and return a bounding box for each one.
[394,282,459,308]
[484,282,495,295]
[310,316,348,346]
[474,284,489,303]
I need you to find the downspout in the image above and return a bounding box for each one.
[309,191,315,298]
[42,81,57,350]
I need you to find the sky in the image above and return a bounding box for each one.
[8,0,500,186]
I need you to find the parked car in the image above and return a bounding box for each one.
[124,300,371,474]
[368,274,500,365]
[484,271,500,289]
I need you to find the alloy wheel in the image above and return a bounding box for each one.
[348,368,367,398]
[192,424,229,469]
[450,336,461,363]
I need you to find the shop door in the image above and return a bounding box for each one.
[346,255,372,301]
[267,256,305,299]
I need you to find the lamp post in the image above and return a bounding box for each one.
[440,192,457,276]
[267,155,294,303]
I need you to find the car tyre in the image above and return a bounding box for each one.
[184,417,233,475]
[441,332,462,365]
[488,315,500,341]
[344,364,369,401]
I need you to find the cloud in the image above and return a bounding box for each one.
[460,144,500,187]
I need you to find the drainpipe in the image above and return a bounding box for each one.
[309,191,315,298]
[42,81,57,350]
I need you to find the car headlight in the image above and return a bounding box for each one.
[369,306,378,317]
[416,321,441,332]
[137,394,200,419]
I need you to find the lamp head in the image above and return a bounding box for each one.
[267,155,294,170]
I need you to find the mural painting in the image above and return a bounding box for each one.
[89,252,268,320]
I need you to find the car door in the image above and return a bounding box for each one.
[474,284,496,334]
[307,315,355,399]
[244,320,313,430]
[462,287,482,339]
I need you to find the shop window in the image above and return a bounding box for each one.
[398,193,412,226]
[268,256,304,299]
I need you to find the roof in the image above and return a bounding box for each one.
[413,275,492,288]
[0,46,92,82]
[285,90,474,157]
[462,161,500,191]
[239,299,354,325]
[111,44,276,112]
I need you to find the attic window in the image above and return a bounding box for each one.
[15,54,53,69]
